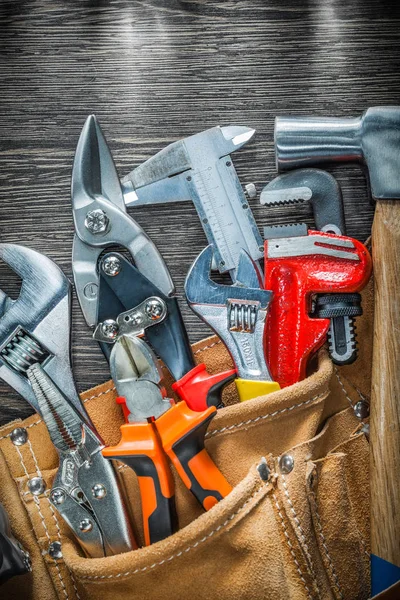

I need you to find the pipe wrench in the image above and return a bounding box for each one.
[0,244,135,557]
[261,169,363,365]
[185,245,280,402]
[263,231,372,387]
[103,334,232,545]
[71,115,236,411]
[121,125,263,281]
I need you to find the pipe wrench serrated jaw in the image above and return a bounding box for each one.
[185,246,273,383]
[0,243,85,418]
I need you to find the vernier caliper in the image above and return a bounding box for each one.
[121,126,263,281]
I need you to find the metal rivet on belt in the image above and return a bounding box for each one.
[354,400,370,419]
[257,458,271,482]
[10,427,28,446]
[28,476,46,496]
[279,454,294,474]
[48,541,63,559]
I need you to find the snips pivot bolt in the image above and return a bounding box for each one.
[101,319,119,340]
[10,427,28,446]
[92,483,107,499]
[48,541,63,559]
[145,298,164,320]
[28,476,46,496]
[85,209,109,234]
[102,255,121,277]
[279,454,294,474]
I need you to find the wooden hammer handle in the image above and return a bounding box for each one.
[371,200,400,570]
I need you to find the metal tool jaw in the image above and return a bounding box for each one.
[121,125,263,280]
[260,169,345,235]
[185,246,274,385]
[27,365,134,558]
[0,502,31,584]
[71,114,174,329]
[110,334,171,423]
[0,243,87,419]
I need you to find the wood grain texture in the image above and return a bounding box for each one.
[0,0,400,425]
[371,201,400,567]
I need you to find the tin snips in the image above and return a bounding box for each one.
[0,244,135,557]
[71,115,236,412]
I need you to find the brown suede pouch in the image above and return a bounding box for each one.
[1,279,394,600]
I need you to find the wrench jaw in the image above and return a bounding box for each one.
[185,246,279,400]
[0,244,86,419]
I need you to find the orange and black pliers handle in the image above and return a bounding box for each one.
[102,420,177,546]
[103,400,231,545]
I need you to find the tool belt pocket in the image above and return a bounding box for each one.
[0,341,372,600]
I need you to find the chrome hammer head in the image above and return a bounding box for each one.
[0,244,86,419]
[185,246,273,382]
[275,107,400,200]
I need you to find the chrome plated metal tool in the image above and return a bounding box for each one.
[0,243,135,557]
[71,116,236,409]
[121,126,263,281]
[185,245,280,401]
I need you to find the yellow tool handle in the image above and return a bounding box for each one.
[235,378,280,402]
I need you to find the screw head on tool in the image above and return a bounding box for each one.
[10,427,28,446]
[48,541,63,559]
[245,183,257,199]
[145,299,164,321]
[354,400,370,419]
[28,477,46,496]
[50,489,66,506]
[102,255,121,277]
[101,319,119,340]
[84,209,109,234]
[279,454,294,474]
[92,483,107,499]
[79,518,93,533]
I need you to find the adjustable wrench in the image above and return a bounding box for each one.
[264,231,372,387]
[185,246,280,402]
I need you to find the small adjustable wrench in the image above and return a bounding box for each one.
[264,231,372,387]
[185,246,280,401]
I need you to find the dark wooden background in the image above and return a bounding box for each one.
[0,0,399,425]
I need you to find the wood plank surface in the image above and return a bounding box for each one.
[0,0,399,425]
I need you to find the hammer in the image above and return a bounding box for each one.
[274,107,400,595]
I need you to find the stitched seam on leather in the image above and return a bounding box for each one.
[281,475,322,600]
[272,492,313,600]
[0,386,117,439]
[80,485,265,581]
[334,369,355,409]
[205,393,325,438]
[15,444,70,599]
[309,473,344,600]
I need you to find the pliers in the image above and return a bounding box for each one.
[0,244,135,557]
[102,334,232,546]
[71,115,236,411]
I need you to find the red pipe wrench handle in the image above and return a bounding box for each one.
[264,231,372,388]
[172,363,237,411]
